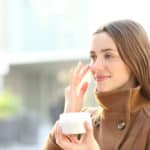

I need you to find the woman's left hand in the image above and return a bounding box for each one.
[55,121,100,150]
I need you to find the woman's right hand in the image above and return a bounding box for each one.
[64,62,90,113]
[55,121,100,150]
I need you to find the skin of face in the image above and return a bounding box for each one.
[89,32,134,92]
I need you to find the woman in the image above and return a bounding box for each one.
[43,20,150,150]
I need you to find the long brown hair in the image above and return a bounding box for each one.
[94,20,150,99]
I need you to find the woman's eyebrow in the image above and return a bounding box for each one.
[90,51,95,54]
[101,48,114,52]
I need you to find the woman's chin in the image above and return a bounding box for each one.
[96,85,115,93]
[97,86,109,92]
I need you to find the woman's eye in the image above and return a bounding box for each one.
[104,53,113,59]
[90,55,97,61]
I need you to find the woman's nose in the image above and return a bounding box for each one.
[90,59,105,72]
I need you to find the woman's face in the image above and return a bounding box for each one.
[90,32,133,92]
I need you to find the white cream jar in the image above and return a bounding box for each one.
[59,112,92,135]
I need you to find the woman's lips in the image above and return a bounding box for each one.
[94,75,111,82]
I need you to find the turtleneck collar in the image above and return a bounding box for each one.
[95,86,150,121]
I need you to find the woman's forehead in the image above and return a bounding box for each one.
[90,33,117,51]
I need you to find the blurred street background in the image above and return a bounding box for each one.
[0,0,150,149]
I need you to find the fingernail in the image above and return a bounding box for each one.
[86,120,92,128]
[56,139,59,144]
[88,65,92,69]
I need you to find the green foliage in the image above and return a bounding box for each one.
[0,91,21,118]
